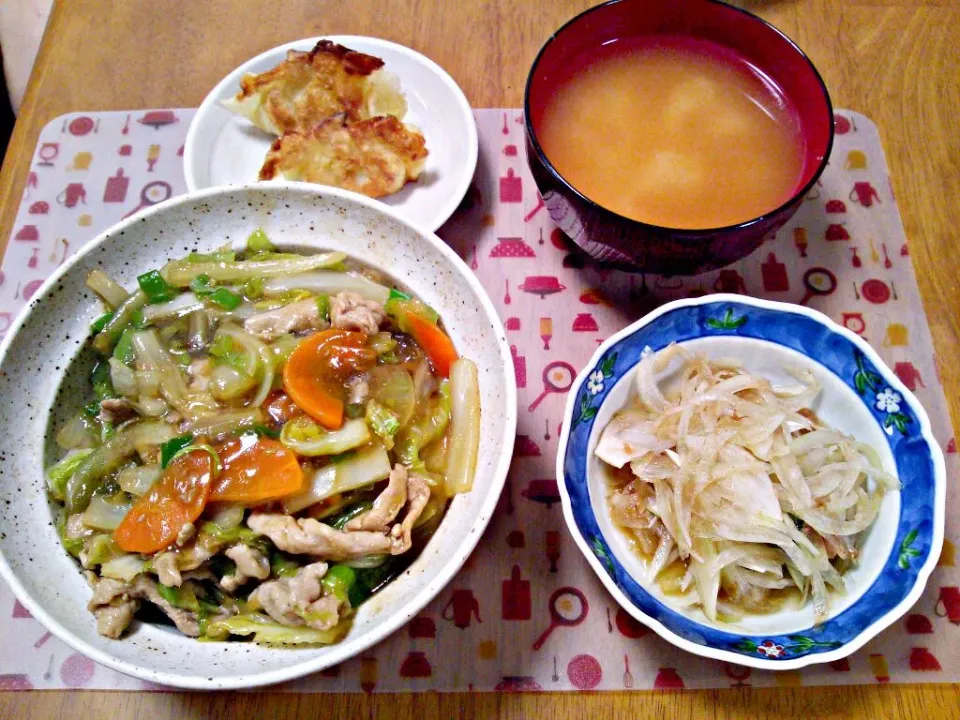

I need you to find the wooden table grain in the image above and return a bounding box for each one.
[1,0,958,717]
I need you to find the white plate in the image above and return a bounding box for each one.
[183,36,478,231]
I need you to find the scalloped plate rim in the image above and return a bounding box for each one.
[555,292,946,670]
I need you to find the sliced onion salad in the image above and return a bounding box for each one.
[596,345,899,623]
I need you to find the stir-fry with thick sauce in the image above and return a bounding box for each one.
[48,230,480,644]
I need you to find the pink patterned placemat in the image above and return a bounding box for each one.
[0,109,956,692]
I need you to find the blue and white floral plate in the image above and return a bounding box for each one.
[556,294,945,669]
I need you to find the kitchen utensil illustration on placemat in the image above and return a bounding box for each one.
[532,587,589,651]
[798,267,837,305]
[528,361,575,411]
[123,180,173,218]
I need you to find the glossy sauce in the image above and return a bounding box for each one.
[538,36,805,229]
[604,464,804,618]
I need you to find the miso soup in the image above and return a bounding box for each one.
[538,36,805,229]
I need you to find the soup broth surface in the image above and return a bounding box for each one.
[538,36,805,229]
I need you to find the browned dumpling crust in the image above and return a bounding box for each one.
[259,115,428,198]
[223,40,407,136]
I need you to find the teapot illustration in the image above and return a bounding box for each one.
[442,589,482,629]
[850,181,881,207]
[713,269,746,294]
[937,587,960,624]
[56,183,87,208]
[654,668,685,689]
[894,361,925,391]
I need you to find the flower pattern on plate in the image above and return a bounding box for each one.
[586,370,605,396]
[757,641,786,658]
[876,388,902,413]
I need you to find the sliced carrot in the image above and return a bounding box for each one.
[405,313,459,378]
[282,329,376,429]
[113,450,214,554]
[209,436,304,504]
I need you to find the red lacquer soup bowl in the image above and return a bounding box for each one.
[524,0,834,275]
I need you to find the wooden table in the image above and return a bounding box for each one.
[1,0,958,717]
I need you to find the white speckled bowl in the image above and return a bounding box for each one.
[0,183,516,689]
